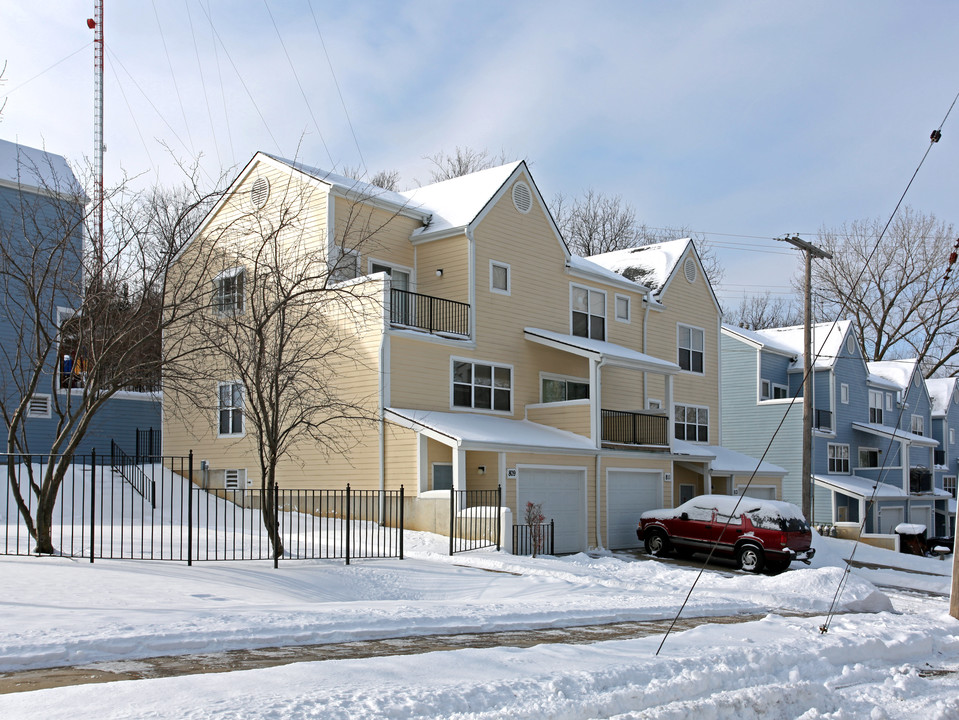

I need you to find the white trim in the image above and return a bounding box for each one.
[606,468,664,548]
[647,398,662,410]
[489,260,511,296]
[858,446,881,469]
[734,484,778,500]
[674,402,709,443]
[614,294,630,323]
[515,464,589,552]
[841,383,849,404]
[569,283,607,341]
[216,380,245,438]
[26,393,52,419]
[539,372,590,403]
[368,258,413,290]
[677,322,705,375]
[431,462,454,491]
[827,442,850,474]
[450,356,514,415]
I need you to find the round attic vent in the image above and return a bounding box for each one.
[250,176,270,208]
[683,256,697,283]
[512,181,532,214]
[846,336,855,355]
[913,371,920,388]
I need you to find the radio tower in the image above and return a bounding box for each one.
[87,1,104,275]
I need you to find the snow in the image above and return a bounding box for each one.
[587,238,691,294]
[524,326,681,373]
[1,485,957,719]
[0,138,83,197]
[868,358,920,391]
[927,377,958,417]
[673,439,787,475]
[752,320,852,370]
[895,523,928,535]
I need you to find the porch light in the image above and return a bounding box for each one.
[436,268,444,277]
[477,465,486,475]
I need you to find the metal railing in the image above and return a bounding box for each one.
[136,427,162,459]
[512,521,554,556]
[449,487,501,555]
[3,452,404,565]
[390,288,470,337]
[111,440,156,508]
[601,409,669,446]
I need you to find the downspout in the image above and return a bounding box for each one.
[642,294,651,408]
[594,357,607,550]
[379,277,391,498]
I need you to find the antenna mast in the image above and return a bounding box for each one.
[87,1,104,274]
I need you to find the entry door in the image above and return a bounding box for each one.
[517,468,587,554]
[607,470,661,549]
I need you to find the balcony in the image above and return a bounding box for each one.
[601,409,669,448]
[935,449,946,466]
[909,466,933,494]
[814,409,832,431]
[390,288,470,338]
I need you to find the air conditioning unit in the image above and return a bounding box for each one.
[209,468,250,490]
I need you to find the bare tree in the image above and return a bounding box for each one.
[424,146,510,183]
[339,165,402,192]
[171,170,401,557]
[0,151,224,553]
[812,207,959,376]
[0,60,7,119]
[724,291,804,330]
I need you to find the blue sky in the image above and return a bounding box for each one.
[2,1,957,307]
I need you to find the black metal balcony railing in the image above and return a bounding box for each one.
[390,288,470,337]
[815,409,832,431]
[602,409,669,447]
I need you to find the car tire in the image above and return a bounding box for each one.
[644,530,671,557]
[737,544,765,573]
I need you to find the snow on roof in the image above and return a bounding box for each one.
[524,327,680,373]
[851,421,939,447]
[867,359,919,390]
[0,138,83,198]
[400,162,524,238]
[926,377,958,417]
[752,320,851,370]
[721,323,797,357]
[587,239,691,294]
[385,408,596,452]
[672,440,787,476]
[566,254,651,291]
[814,473,908,499]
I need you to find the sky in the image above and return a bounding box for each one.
[2,1,958,308]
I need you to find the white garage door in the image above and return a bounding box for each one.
[607,470,661,549]
[879,505,904,534]
[517,468,587,554]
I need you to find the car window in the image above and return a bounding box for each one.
[686,505,716,521]
[715,512,742,526]
[748,512,808,532]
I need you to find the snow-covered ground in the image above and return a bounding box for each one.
[0,526,956,718]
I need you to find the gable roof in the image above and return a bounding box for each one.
[867,359,920,391]
[750,320,852,371]
[926,377,958,417]
[0,138,85,200]
[721,323,797,357]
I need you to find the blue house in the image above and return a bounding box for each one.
[927,376,959,536]
[721,320,947,544]
[0,138,160,456]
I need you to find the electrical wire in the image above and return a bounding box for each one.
[184,0,222,170]
[152,1,195,154]
[2,43,91,98]
[204,0,236,169]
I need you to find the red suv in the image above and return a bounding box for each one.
[636,494,815,573]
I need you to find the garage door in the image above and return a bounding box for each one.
[879,505,904,534]
[607,470,661,549]
[517,468,587,554]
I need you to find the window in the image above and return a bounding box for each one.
[868,389,883,424]
[614,294,630,322]
[678,325,704,373]
[330,249,360,283]
[828,443,850,474]
[772,384,788,399]
[370,261,411,291]
[911,414,924,436]
[840,383,849,404]
[218,382,244,436]
[944,476,957,499]
[26,394,51,418]
[490,261,510,295]
[571,285,605,340]
[647,399,662,410]
[885,393,893,411]
[541,375,589,403]
[214,268,244,315]
[57,308,85,390]
[859,447,879,468]
[432,464,453,491]
[761,379,771,400]
[951,428,955,445]
[675,404,708,443]
[453,359,512,412]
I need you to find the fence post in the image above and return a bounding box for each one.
[495,486,502,552]
[187,450,193,567]
[449,488,455,556]
[345,483,351,566]
[550,519,555,555]
[399,485,405,560]
[90,449,96,564]
[273,483,280,569]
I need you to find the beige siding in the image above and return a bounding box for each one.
[415,235,470,304]
[526,402,592,439]
[333,196,420,276]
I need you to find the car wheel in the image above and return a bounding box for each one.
[737,544,765,573]
[644,530,671,557]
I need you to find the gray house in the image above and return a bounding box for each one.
[0,138,160,455]
[928,376,959,536]
[721,320,949,543]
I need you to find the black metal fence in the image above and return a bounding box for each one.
[391,288,470,337]
[512,521,555,556]
[2,452,404,565]
[135,428,162,459]
[601,409,669,446]
[449,487,501,555]
[111,440,156,508]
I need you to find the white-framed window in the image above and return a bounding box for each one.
[886,393,893,411]
[828,443,850,474]
[614,294,630,323]
[370,260,411,291]
[675,404,708,443]
[771,384,788,399]
[571,285,606,340]
[647,399,662,410]
[490,260,510,295]
[540,373,589,403]
[868,389,883,424]
[331,248,361,283]
[911,414,924,436]
[26,394,52,418]
[761,379,771,400]
[218,381,244,436]
[950,428,955,445]
[678,325,704,374]
[213,267,245,315]
[840,383,849,404]
[452,358,512,412]
[944,476,957,499]
[859,447,880,468]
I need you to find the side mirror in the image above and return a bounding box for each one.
[680,512,689,521]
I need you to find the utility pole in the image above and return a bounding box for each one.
[779,235,832,522]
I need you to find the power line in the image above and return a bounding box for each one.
[184,0,222,170]
[152,1,195,154]
[2,43,91,98]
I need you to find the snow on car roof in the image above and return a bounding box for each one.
[682,494,806,521]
